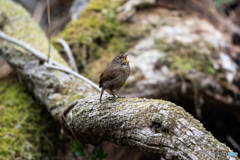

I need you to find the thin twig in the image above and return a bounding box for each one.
[47,0,51,63]
[57,38,78,72]
[44,62,101,91]
[0,31,63,67]
[0,31,101,92]
[46,5,94,159]
[57,105,93,159]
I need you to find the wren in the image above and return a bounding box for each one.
[99,53,131,103]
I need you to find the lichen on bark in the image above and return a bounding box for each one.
[1,0,240,159]
[68,95,238,160]
[2,45,239,159]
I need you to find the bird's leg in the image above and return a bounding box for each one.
[108,90,118,101]
[100,87,105,103]
[112,90,125,98]
[111,90,116,97]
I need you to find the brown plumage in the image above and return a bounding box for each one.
[99,53,131,103]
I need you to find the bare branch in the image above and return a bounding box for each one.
[1,40,238,160]
[0,31,100,92]
[44,63,100,91]
[57,38,78,72]
[0,31,62,66]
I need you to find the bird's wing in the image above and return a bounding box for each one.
[99,64,119,88]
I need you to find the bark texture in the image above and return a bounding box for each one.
[1,46,239,160]
[1,0,240,159]
[0,47,97,118]
[69,95,237,160]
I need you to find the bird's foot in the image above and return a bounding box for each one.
[108,97,118,102]
[108,96,118,100]
[117,96,125,98]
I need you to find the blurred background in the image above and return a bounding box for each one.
[0,0,240,159]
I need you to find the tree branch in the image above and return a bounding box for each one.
[56,38,79,73]
[0,31,100,92]
[0,41,239,160]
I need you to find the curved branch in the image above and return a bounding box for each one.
[0,31,100,92]
[56,38,79,73]
[65,95,236,160]
[44,62,100,92]
[0,31,63,67]
[0,45,238,160]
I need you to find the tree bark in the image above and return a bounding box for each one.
[1,0,239,159]
[1,45,239,160]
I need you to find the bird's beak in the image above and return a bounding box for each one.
[124,52,132,63]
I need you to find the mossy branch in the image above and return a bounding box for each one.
[1,44,239,160]
[1,0,239,159]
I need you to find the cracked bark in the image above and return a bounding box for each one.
[1,47,239,160]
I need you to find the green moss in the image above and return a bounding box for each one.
[0,76,71,160]
[55,0,131,68]
[0,0,67,66]
[117,99,234,157]
[155,39,217,75]
[0,1,74,159]
[54,0,147,83]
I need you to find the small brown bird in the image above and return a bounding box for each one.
[99,53,131,103]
